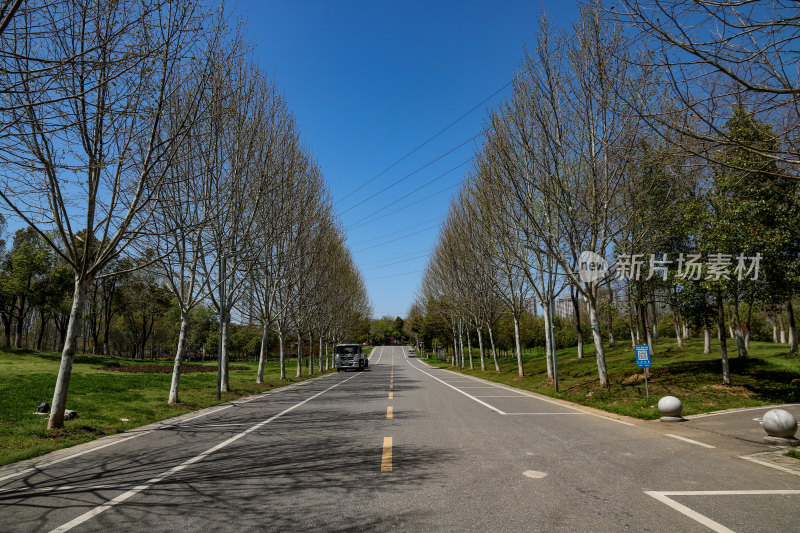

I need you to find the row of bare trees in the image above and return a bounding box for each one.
[413,2,800,389]
[0,0,369,428]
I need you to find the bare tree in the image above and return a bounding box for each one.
[0,0,208,428]
[617,0,800,180]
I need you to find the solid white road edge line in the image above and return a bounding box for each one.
[406,361,505,414]
[0,431,153,484]
[48,371,363,533]
[407,358,635,425]
[664,434,716,448]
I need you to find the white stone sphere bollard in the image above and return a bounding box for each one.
[762,409,798,445]
[658,396,684,422]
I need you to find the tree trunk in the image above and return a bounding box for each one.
[771,315,778,343]
[318,333,323,373]
[458,319,464,368]
[477,326,486,371]
[716,295,732,386]
[220,313,230,392]
[543,300,553,380]
[14,294,26,349]
[731,295,748,358]
[296,330,303,378]
[48,278,90,429]
[704,326,711,354]
[487,321,499,372]
[650,300,658,340]
[36,309,47,351]
[744,301,753,351]
[513,313,523,377]
[168,309,189,404]
[779,312,786,343]
[673,313,683,348]
[257,321,269,384]
[571,286,583,359]
[607,309,615,348]
[587,297,609,388]
[787,299,798,354]
[466,324,473,370]
[278,330,286,380]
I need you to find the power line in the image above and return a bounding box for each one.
[346,159,470,229]
[340,134,478,216]
[354,223,441,253]
[360,248,433,267]
[361,251,432,271]
[349,182,461,231]
[350,218,441,247]
[366,269,425,281]
[336,81,511,206]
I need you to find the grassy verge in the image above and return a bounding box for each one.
[786,449,800,460]
[0,349,334,466]
[421,338,800,420]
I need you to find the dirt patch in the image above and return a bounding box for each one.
[102,365,250,374]
[622,373,644,385]
[707,384,756,397]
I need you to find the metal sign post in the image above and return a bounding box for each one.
[635,344,651,398]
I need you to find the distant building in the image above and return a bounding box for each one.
[555,297,573,320]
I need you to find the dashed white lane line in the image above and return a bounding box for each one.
[664,434,716,449]
[48,372,363,533]
[646,490,800,533]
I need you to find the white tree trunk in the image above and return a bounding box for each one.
[168,309,190,404]
[48,278,89,429]
[513,314,523,377]
[543,302,553,380]
[704,326,711,354]
[257,321,269,384]
[487,321,500,372]
[587,298,609,388]
[674,315,683,348]
[477,326,485,371]
[278,331,286,380]
[220,314,230,392]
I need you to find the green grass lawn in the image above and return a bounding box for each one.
[422,337,800,420]
[0,349,335,466]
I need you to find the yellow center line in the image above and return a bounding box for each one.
[381,437,392,472]
[386,406,393,419]
[388,392,393,399]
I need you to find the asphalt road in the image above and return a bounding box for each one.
[1,345,799,532]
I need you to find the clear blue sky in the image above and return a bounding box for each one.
[236,0,582,318]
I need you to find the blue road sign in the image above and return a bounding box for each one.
[635,344,651,367]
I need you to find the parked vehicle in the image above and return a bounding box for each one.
[335,344,368,371]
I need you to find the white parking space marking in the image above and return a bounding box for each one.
[689,404,800,419]
[739,454,800,477]
[664,434,716,449]
[48,372,363,533]
[646,490,800,533]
